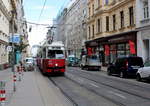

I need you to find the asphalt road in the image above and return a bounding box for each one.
[49,67,150,106]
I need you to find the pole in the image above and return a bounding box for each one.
[11,10,16,92]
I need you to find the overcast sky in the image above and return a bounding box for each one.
[23,0,71,46]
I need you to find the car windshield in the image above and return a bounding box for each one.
[128,57,143,66]
[26,58,33,63]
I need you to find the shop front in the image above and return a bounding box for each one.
[85,31,137,66]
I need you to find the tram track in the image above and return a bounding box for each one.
[49,77,78,106]
[67,69,150,101]
[70,67,150,90]
[49,76,125,106]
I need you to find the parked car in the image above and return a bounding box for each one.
[66,55,80,67]
[107,56,143,78]
[24,57,34,71]
[136,60,150,81]
[80,55,101,71]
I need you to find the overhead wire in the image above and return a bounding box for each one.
[37,0,47,24]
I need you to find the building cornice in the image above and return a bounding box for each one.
[0,0,11,21]
[136,25,150,31]
[94,0,135,16]
[108,0,135,12]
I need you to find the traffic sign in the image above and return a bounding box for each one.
[7,46,12,52]
[9,34,21,43]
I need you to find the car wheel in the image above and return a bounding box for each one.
[81,65,84,70]
[120,71,125,78]
[107,69,111,76]
[136,74,141,81]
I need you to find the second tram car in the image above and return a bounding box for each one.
[37,41,65,75]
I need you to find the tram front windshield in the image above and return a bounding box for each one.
[47,50,64,59]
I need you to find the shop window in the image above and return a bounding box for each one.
[117,51,125,58]
[105,55,109,64]
[110,45,116,50]
[117,44,125,50]
[110,51,116,63]
[110,45,116,63]
[126,43,130,50]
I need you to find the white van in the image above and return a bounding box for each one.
[80,55,101,71]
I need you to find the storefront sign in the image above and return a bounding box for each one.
[129,40,136,54]
[105,45,110,56]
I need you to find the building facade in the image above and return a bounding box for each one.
[136,0,150,62]
[65,0,87,58]
[87,0,136,66]
[0,0,28,67]
[0,0,11,65]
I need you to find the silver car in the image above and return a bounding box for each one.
[136,60,150,81]
[24,58,34,71]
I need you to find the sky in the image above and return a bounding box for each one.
[23,0,71,47]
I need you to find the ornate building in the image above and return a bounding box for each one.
[60,0,87,58]
[87,0,136,68]
[0,0,28,68]
[0,0,11,66]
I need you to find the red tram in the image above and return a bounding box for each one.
[37,41,65,75]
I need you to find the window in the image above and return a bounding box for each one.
[98,0,100,7]
[105,0,109,5]
[97,19,100,33]
[113,14,116,30]
[89,7,91,17]
[129,7,134,26]
[120,11,124,28]
[92,4,94,16]
[92,25,94,38]
[88,26,91,39]
[106,16,109,31]
[143,1,149,19]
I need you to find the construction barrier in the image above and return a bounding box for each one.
[0,81,6,106]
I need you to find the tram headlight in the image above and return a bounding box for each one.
[55,64,58,66]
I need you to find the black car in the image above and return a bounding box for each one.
[107,56,144,78]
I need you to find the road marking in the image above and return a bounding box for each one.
[90,83,99,88]
[77,78,84,83]
[108,91,126,99]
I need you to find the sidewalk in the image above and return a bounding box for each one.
[6,68,73,106]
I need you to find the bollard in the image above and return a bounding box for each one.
[0,81,6,106]
[17,66,22,81]
[13,74,17,92]
[21,66,24,76]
